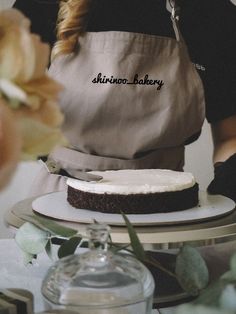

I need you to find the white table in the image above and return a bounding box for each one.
[0,239,160,313]
[0,239,54,312]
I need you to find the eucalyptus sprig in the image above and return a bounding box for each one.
[176,251,236,314]
[15,213,79,263]
[15,212,209,298]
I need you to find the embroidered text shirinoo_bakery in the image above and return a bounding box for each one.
[92,73,164,90]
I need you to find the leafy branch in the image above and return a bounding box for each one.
[176,252,236,314]
[15,212,209,298]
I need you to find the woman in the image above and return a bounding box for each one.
[14,0,236,201]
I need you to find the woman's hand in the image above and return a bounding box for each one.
[208,115,236,201]
[207,153,236,202]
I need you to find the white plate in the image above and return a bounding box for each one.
[32,191,235,226]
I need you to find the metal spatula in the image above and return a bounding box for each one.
[39,159,103,182]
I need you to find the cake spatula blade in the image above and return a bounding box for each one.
[39,159,103,182]
[64,168,103,182]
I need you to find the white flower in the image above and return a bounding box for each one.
[0,99,21,190]
[0,9,67,189]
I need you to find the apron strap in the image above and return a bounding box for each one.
[168,0,183,42]
[48,146,185,172]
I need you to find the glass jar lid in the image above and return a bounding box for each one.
[41,223,155,310]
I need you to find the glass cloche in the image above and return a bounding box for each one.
[41,223,155,314]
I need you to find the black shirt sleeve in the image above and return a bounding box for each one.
[13,0,59,48]
[180,0,236,123]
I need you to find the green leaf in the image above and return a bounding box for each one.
[175,245,209,296]
[58,236,82,259]
[221,270,236,282]
[194,280,226,307]
[17,213,78,238]
[230,253,236,277]
[121,212,146,261]
[15,222,50,255]
[176,304,234,314]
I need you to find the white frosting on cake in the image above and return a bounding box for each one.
[66,169,196,195]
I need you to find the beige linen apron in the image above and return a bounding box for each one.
[30,11,205,196]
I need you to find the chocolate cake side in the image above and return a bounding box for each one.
[67,183,199,214]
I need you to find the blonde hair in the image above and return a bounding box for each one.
[52,0,92,60]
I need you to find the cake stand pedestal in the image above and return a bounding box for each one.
[4,196,236,308]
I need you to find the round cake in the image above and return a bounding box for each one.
[66,169,199,214]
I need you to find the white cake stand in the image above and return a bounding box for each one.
[4,191,236,247]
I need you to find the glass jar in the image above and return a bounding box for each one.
[41,223,155,314]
